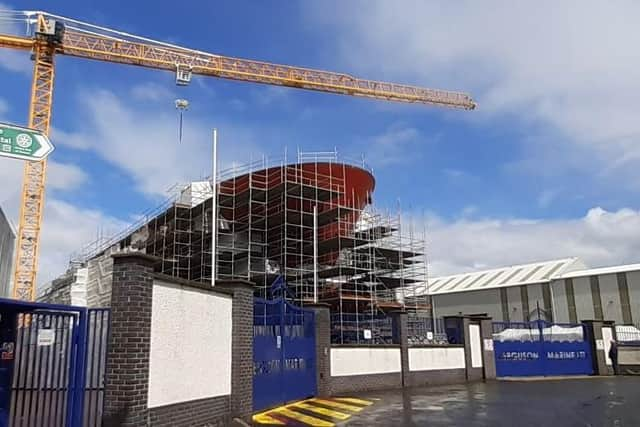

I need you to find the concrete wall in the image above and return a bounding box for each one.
[103,254,253,426]
[148,280,232,409]
[330,347,401,376]
[408,347,465,371]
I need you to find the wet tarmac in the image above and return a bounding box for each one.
[348,377,640,427]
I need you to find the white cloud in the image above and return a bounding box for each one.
[306,1,640,185]
[131,82,176,102]
[362,123,426,167]
[0,157,120,287]
[36,199,127,286]
[57,87,263,197]
[426,207,640,277]
[47,161,89,191]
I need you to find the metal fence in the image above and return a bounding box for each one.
[83,309,110,427]
[615,324,640,344]
[492,320,586,343]
[8,308,110,427]
[407,316,448,345]
[331,313,393,345]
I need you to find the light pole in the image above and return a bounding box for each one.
[211,128,218,286]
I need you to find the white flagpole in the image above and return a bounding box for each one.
[211,128,218,286]
[313,205,318,304]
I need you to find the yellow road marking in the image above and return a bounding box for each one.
[294,402,351,420]
[331,397,373,406]
[273,407,335,426]
[253,413,285,425]
[309,398,364,412]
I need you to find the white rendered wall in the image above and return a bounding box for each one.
[148,280,232,408]
[331,348,401,377]
[408,347,466,371]
[469,324,483,368]
[602,326,613,366]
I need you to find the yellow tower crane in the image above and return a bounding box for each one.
[0,11,476,301]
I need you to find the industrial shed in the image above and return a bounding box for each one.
[407,257,640,325]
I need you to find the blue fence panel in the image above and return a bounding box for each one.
[493,321,594,377]
[253,298,316,413]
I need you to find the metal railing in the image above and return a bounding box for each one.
[331,313,393,345]
[407,316,448,345]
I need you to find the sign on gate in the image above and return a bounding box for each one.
[253,297,316,412]
[493,321,594,377]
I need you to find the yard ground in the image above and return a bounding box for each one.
[347,376,640,427]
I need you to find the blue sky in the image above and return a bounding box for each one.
[1,1,640,284]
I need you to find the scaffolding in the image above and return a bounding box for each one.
[67,150,431,343]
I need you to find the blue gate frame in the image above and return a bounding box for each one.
[253,297,316,413]
[493,320,594,377]
[0,298,109,427]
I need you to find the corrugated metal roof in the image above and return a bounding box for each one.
[412,257,585,296]
[559,263,640,279]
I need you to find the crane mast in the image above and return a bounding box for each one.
[0,11,476,300]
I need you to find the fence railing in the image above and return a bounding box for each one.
[492,320,585,343]
[407,316,448,345]
[615,324,640,343]
[331,313,393,345]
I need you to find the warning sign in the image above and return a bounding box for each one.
[37,329,55,346]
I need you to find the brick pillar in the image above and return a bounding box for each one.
[103,253,157,427]
[306,303,331,396]
[478,317,496,380]
[583,320,609,375]
[390,311,409,387]
[215,280,254,422]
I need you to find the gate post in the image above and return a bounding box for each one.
[215,280,254,422]
[390,311,409,387]
[476,317,497,380]
[103,252,157,426]
[306,303,331,396]
[583,320,611,376]
[444,316,484,382]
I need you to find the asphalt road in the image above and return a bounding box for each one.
[347,377,640,427]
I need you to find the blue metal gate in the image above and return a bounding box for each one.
[0,298,109,427]
[253,297,316,413]
[493,320,594,377]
